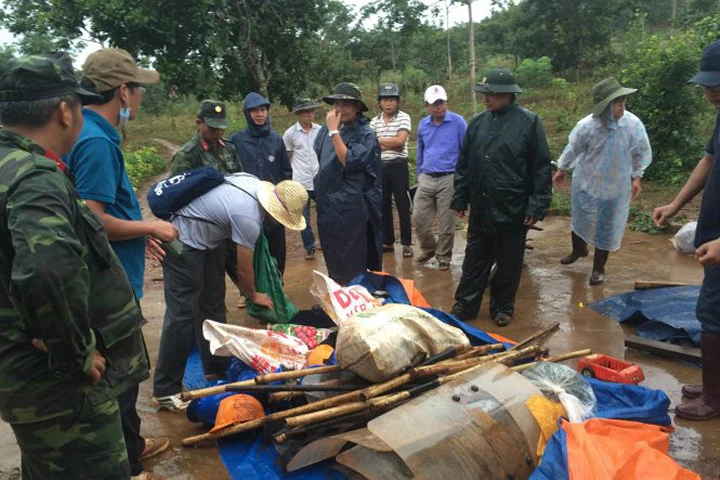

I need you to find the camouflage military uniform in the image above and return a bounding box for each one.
[0,128,149,479]
[169,134,242,176]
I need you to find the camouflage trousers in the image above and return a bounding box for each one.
[11,397,130,480]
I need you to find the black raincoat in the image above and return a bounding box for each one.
[451,99,552,230]
[314,116,383,284]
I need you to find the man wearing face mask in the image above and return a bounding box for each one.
[230,92,292,274]
[64,48,175,480]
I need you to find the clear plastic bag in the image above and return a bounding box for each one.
[522,362,596,423]
[670,221,697,254]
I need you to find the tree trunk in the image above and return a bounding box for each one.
[446,0,453,80]
[247,41,270,97]
[468,0,477,112]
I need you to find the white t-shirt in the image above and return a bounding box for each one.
[173,173,264,251]
[369,110,412,165]
[283,122,320,191]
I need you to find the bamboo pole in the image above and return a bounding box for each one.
[181,364,342,401]
[511,349,592,373]
[510,322,560,351]
[452,343,504,361]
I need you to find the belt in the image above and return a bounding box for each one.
[425,172,454,178]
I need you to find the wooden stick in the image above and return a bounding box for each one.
[268,391,305,402]
[452,343,504,361]
[510,322,560,351]
[255,364,341,384]
[225,384,365,393]
[181,364,342,401]
[511,349,592,373]
[634,280,694,290]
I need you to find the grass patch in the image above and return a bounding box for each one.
[550,188,572,216]
[124,146,167,188]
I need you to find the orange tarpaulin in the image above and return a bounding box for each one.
[564,418,700,480]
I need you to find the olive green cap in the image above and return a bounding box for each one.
[198,100,229,129]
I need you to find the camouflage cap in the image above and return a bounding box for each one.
[0,52,103,105]
[82,48,159,93]
[197,100,229,129]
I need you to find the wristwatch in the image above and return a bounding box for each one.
[329,129,340,137]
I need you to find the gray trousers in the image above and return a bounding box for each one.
[153,242,230,397]
[412,173,455,261]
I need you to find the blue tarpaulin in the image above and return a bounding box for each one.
[590,286,701,346]
[530,377,672,480]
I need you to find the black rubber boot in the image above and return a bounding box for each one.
[675,334,720,420]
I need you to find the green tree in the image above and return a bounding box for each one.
[0,0,339,106]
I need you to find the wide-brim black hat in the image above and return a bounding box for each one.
[291,98,322,113]
[322,82,368,112]
[474,68,522,94]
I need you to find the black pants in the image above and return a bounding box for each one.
[453,225,527,319]
[382,161,412,246]
[264,220,286,275]
[118,383,145,476]
[154,243,230,397]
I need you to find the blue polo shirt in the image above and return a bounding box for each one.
[416,110,467,175]
[696,112,720,248]
[64,109,145,299]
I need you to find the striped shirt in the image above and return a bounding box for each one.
[370,110,411,165]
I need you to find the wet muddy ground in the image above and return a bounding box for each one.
[2,210,719,479]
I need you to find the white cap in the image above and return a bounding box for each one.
[424,85,448,104]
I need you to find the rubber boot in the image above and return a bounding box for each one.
[675,333,720,420]
[560,232,589,265]
[589,249,609,285]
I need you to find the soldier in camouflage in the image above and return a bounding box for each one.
[169,99,242,175]
[168,100,247,317]
[0,52,149,479]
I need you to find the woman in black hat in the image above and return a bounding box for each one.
[313,82,383,284]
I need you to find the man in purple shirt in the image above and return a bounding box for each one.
[413,85,468,270]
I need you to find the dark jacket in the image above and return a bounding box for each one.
[314,116,383,284]
[229,92,292,185]
[0,130,149,424]
[451,100,552,230]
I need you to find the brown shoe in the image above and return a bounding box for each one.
[675,334,720,421]
[139,437,170,461]
[681,384,703,399]
[560,250,588,265]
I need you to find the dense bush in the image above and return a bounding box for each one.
[618,31,704,182]
[515,57,555,88]
[124,146,167,187]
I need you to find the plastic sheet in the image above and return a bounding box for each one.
[523,363,596,423]
[366,362,542,480]
[590,286,701,346]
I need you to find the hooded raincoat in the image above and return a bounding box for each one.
[229,93,293,273]
[557,111,651,251]
[314,116,383,284]
[229,92,292,184]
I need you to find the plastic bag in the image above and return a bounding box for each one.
[267,324,334,350]
[522,362,596,423]
[310,270,382,325]
[247,231,298,323]
[202,320,308,374]
[670,221,697,254]
[336,303,470,382]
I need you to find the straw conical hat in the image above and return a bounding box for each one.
[256,180,308,231]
